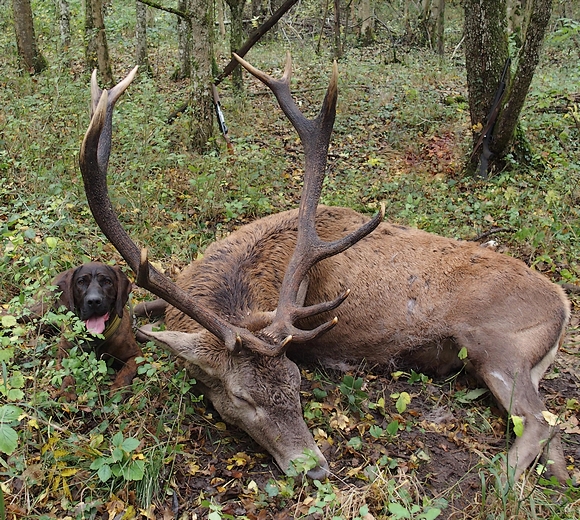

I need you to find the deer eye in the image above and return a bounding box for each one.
[232,392,253,407]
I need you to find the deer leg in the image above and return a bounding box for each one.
[481,365,568,483]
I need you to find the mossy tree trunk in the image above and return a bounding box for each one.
[464,0,553,177]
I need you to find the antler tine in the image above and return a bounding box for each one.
[80,68,285,356]
[235,54,384,352]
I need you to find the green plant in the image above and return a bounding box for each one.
[89,431,145,484]
[339,374,368,413]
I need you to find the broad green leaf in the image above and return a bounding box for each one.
[1,316,16,328]
[458,347,468,360]
[112,431,124,446]
[121,437,140,452]
[369,425,383,438]
[45,236,59,249]
[420,508,442,520]
[347,436,363,450]
[0,425,19,455]
[388,502,411,518]
[0,405,23,423]
[122,460,145,481]
[395,392,411,413]
[511,415,524,437]
[97,464,112,482]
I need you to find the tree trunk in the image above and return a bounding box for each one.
[226,0,245,91]
[333,0,342,59]
[58,0,71,52]
[85,0,113,85]
[358,0,375,45]
[175,0,192,79]
[435,0,445,55]
[136,0,151,73]
[12,0,48,74]
[189,0,214,152]
[464,0,552,176]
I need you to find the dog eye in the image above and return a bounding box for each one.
[76,278,88,286]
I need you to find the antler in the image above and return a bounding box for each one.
[79,58,382,357]
[234,53,384,348]
[80,68,272,354]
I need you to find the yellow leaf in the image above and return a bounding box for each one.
[542,410,561,426]
[247,480,258,493]
[214,422,227,431]
[61,468,78,477]
[187,462,200,475]
[28,418,39,429]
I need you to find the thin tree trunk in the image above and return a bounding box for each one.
[136,0,150,72]
[12,0,47,74]
[226,0,245,91]
[333,0,342,58]
[58,0,71,52]
[85,0,113,84]
[175,0,192,79]
[189,0,214,152]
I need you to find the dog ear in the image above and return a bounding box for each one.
[53,267,79,311]
[113,267,132,318]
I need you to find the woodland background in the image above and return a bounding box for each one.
[0,0,579,518]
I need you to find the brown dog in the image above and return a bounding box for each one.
[28,262,142,396]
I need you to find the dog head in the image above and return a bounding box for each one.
[54,262,132,334]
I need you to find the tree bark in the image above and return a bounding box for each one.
[189,0,214,152]
[136,0,150,73]
[58,0,71,52]
[226,0,245,91]
[85,0,113,85]
[464,0,552,176]
[12,0,48,74]
[174,0,192,80]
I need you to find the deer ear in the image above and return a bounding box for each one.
[137,329,223,375]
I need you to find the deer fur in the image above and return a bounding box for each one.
[137,204,571,483]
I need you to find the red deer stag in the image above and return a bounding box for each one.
[79,55,570,484]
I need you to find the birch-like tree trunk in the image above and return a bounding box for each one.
[12,0,48,73]
[358,0,375,45]
[58,0,71,51]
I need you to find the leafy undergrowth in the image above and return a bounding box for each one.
[2,3,580,518]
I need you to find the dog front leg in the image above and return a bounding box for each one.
[56,336,77,401]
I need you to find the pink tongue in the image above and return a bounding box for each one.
[85,312,110,334]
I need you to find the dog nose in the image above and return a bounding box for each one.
[86,295,103,308]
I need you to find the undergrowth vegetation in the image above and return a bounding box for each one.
[1,0,579,518]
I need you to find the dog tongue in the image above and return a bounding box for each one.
[85,313,110,334]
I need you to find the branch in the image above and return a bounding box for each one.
[214,0,300,85]
[137,0,190,20]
